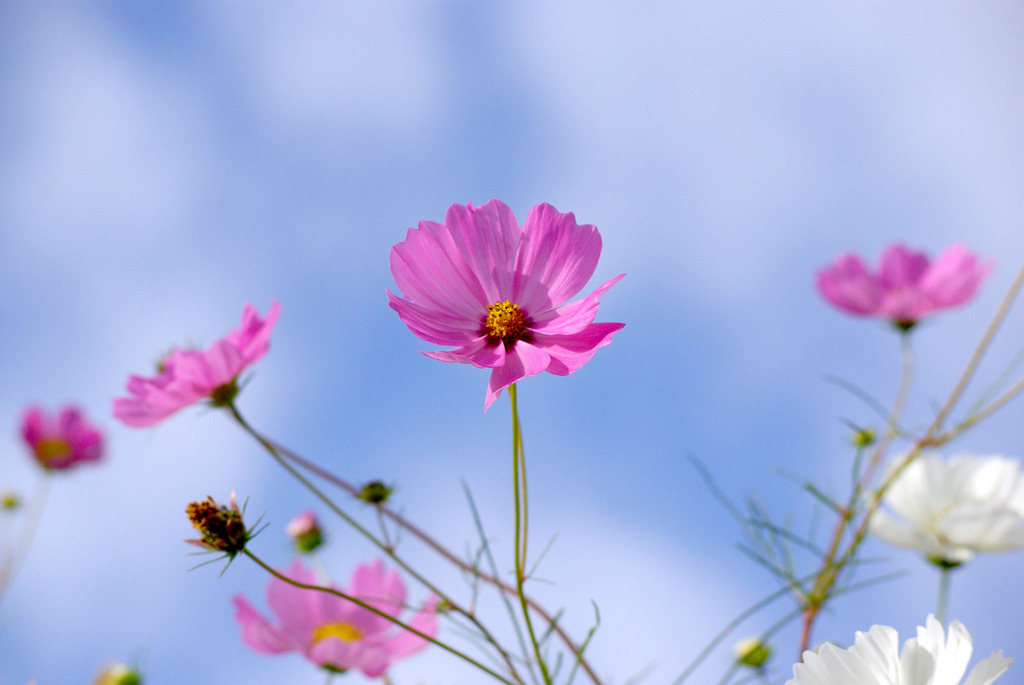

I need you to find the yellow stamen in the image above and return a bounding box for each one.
[35,439,70,464]
[313,622,362,643]
[485,300,527,341]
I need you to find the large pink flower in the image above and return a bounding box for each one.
[20,405,104,470]
[388,200,625,410]
[233,559,437,677]
[113,301,281,427]
[816,243,990,329]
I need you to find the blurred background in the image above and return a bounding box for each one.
[1,2,1022,683]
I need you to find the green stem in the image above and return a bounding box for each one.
[0,474,51,609]
[244,550,515,685]
[509,384,551,685]
[260,436,603,685]
[227,403,523,684]
[937,566,952,626]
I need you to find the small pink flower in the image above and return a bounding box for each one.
[21,405,104,470]
[233,559,437,677]
[112,301,281,427]
[816,243,991,329]
[388,199,625,410]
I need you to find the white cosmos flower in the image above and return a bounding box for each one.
[870,452,1024,566]
[788,615,1012,685]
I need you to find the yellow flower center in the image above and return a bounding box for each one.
[35,439,70,464]
[313,622,362,643]
[485,300,527,342]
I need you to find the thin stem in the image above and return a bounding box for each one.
[929,260,1024,435]
[244,550,515,685]
[510,384,552,685]
[227,404,524,684]
[937,566,952,626]
[671,574,816,685]
[799,333,915,654]
[0,474,51,609]
[938,373,1024,441]
[799,259,1024,656]
[254,431,603,684]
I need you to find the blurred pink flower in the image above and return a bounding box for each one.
[388,199,625,410]
[816,243,990,329]
[112,301,281,427]
[233,559,437,677]
[21,405,104,470]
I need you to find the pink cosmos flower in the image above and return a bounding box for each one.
[388,200,625,410]
[816,243,990,329]
[233,559,437,677]
[112,301,281,427]
[21,405,104,470]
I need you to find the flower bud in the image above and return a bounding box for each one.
[850,427,876,448]
[286,510,324,553]
[734,636,771,668]
[186,492,249,557]
[359,480,393,504]
[94,663,142,685]
[1,491,20,511]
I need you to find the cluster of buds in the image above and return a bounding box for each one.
[186,492,250,557]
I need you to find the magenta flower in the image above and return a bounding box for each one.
[20,405,104,470]
[233,559,437,677]
[816,243,990,329]
[112,301,281,427]
[388,200,625,409]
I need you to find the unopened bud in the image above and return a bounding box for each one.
[94,663,142,685]
[360,480,393,504]
[1,491,20,511]
[286,510,324,553]
[850,427,876,448]
[734,636,771,668]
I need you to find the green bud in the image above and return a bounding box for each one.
[360,481,393,505]
[94,663,142,685]
[1,491,20,511]
[734,637,771,668]
[850,427,876,448]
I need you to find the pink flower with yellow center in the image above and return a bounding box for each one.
[388,199,625,410]
[20,405,104,470]
[233,559,437,677]
[816,243,991,330]
[112,301,281,427]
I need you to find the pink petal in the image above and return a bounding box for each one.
[815,254,881,315]
[226,300,282,362]
[531,274,625,335]
[512,203,603,312]
[423,337,504,369]
[385,599,439,659]
[389,219,494,322]
[20,406,45,447]
[348,560,407,617]
[484,341,552,410]
[233,595,299,654]
[266,560,324,636]
[387,290,481,346]
[444,200,521,302]
[532,322,625,376]
[919,244,992,309]
[878,244,929,289]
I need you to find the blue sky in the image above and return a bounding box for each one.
[1,2,1023,683]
